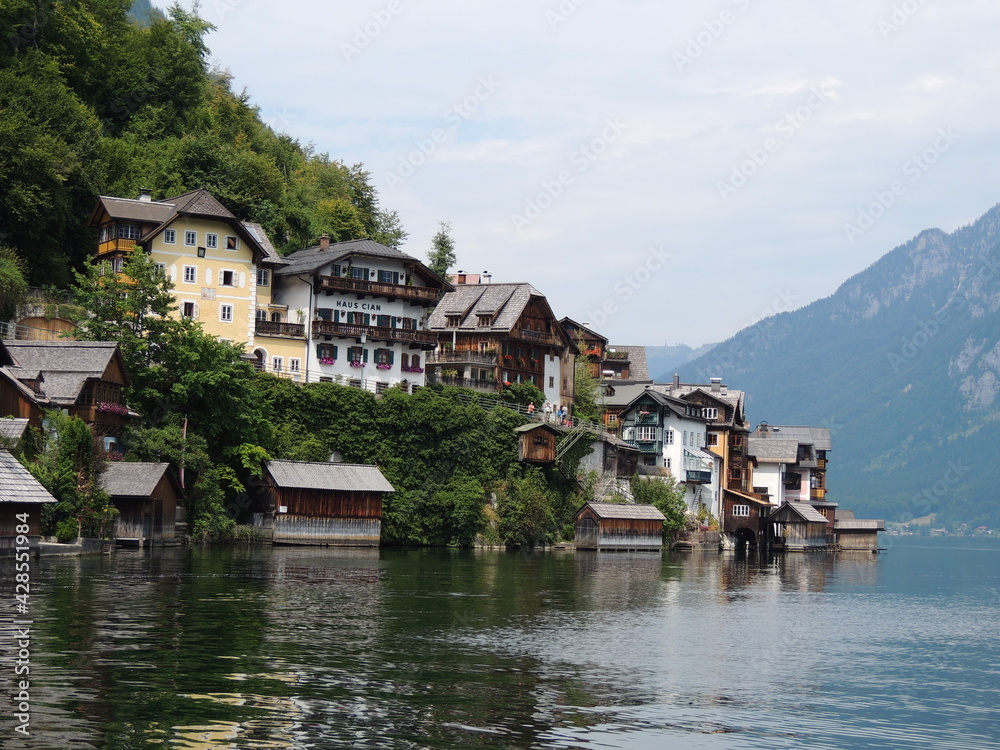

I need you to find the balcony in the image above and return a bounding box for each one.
[318,275,442,303]
[636,412,657,424]
[427,351,498,366]
[312,320,438,348]
[255,320,305,339]
[627,440,660,454]
[427,374,502,393]
[512,327,560,345]
[603,350,629,361]
[685,470,712,484]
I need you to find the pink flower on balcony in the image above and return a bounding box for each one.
[318,357,335,365]
[376,363,392,370]
[350,360,365,368]
[97,402,129,416]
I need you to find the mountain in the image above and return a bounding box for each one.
[647,343,717,382]
[128,0,163,26]
[679,204,1000,529]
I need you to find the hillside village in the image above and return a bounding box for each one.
[0,187,884,555]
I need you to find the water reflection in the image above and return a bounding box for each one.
[1,539,998,749]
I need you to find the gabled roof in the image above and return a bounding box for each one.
[274,238,451,288]
[427,283,569,347]
[89,189,282,267]
[773,502,829,524]
[0,418,28,440]
[100,462,181,498]
[574,502,666,521]
[747,437,799,463]
[656,381,747,426]
[265,460,395,493]
[514,422,561,436]
[0,450,56,504]
[606,345,649,381]
[620,387,706,422]
[560,317,608,345]
[2,341,126,406]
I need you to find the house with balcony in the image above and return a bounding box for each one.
[559,317,607,379]
[268,236,451,391]
[619,387,720,517]
[426,282,575,408]
[88,188,289,361]
[747,424,833,513]
[601,345,649,383]
[0,340,136,452]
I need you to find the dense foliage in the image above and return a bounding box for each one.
[0,0,404,289]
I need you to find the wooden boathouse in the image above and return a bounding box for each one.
[258,460,394,546]
[515,422,561,464]
[0,449,56,556]
[100,462,183,546]
[573,502,666,552]
[834,511,885,551]
[771,501,831,551]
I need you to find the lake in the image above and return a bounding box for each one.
[2,535,999,749]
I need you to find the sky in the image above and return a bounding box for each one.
[156,0,1000,347]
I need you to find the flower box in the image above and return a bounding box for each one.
[349,360,365,368]
[402,366,424,373]
[97,402,129,416]
[318,357,335,365]
[376,363,392,370]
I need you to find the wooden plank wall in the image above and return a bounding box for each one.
[273,516,381,546]
[271,488,382,519]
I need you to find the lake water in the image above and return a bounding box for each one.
[2,536,999,749]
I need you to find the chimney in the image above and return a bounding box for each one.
[759,421,769,436]
[673,372,680,390]
[138,189,152,202]
[482,270,492,284]
[319,233,330,250]
[711,377,722,392]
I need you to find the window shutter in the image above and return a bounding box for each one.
[363,349,369,363]
[218,269,225,285]
[333,345,339,360]
[389,350,395,365]
[193,304,200,318]
[364,313,370,326]
[316,344,323,357]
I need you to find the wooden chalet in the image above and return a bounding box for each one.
[834,511,885,551]
[574,502,666,552]
[100,462,184,546]
[722,489,772,550]
[771,502,831,551]
[0,340,135,450]
[559,317,607,379]
[258,460,394,546]
[0,449,56,555]
[577,432,640,479]
[515,422,561,463]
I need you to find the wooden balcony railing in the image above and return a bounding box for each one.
[512,328,560,345]
[312,320,438,347]
[318,275,442,303]
[427,351,498,366]
[428,374,502,392]
[255,320,306,338]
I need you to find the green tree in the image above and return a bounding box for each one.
[428,220,456,277]
[572,350,602,422]
[630,474,687,533]
[496,467,557,548]
[0,246,28,319]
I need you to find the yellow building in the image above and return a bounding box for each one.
[88,189,306,373]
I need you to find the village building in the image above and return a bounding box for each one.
[770,501,832,551]
[99,462,184,547]
[748,424,832,511]
[426,281,576,408]
[601,345,649,383]
[256,459,394,546]
[834,510,885,552]
[573,502,667,551]
[0,449,56,555]
[515,422,561,464]
[618,387,721,517]
[267,236,450,391]
[0,340,136,452]
[559,317,607,379]
[87,188,293,365]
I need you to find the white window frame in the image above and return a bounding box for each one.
[732,504,750,517]
[289,358,301,373]
[636,425,657,442]
[183,265,197,284]
[256,268,269,287]
[185,230,197,246]
[220,270,236,287]
[154,262,166,276]
[206,233,218,249]
[220,304,233,323]
[181,301,196,319]
[664,429,674,445]
[164,229,176,244]
[703,407,719,420]
[272,356,283,372]
[225,235,239,250]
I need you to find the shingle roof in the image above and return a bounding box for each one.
[3,341,122,405]
[243,222,286,265]
[834,518,884,531]
[621,388,704,421]
[756,426,832,451]
[0,450,56,504]
[168,189,237,219]
[428,283,546,333]
[777,502,829,524]
[266,460,395,493]
[576,502,666,521]
[0,418,28,440]
[96,196,175,224]
[100,462,174,498]
[560,317,609,345]
[607,345,649,381]
[747,437,799,463]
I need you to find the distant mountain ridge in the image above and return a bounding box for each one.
[647,343,717,382]
[679,203,1000,528]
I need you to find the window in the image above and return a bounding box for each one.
[477,314,492,327]
[665,457,671,469]
[549,376,554,388]
[707,433,719,446]
[811,473,824,489]
[164,229,176,244]
[182,301,196,319]
[703,407,718,420]
[220,304,233,322]
[154,262,166,276]
[220,270,235,287]
[683,431,688,446]
[664,429,674,445]
[377,270,399,284]
[118,223,140,240]
[256,269,269,287]
[731,467,742,480]
[183,266,197,284]
[732,504,750,517]
[206,233,218,249]
[226,236,238,250]
[636,425,656,442]
[411,354,420,368]
[347,346,367,364]
[185,230,197,246]
[533,435,548,446]
[351,266,370,280]
[112,257,123,273]
[256,310,268,321]
[374,348,394,365]
[316,343,338,362]
[289,359,300,373]
[272,356,283,372]
[270,312,282,323]
[608,413,617,423]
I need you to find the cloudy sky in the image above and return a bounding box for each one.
[158,0,1000,347]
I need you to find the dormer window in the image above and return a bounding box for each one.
[446,315,462,327]
[477,314,492,327]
